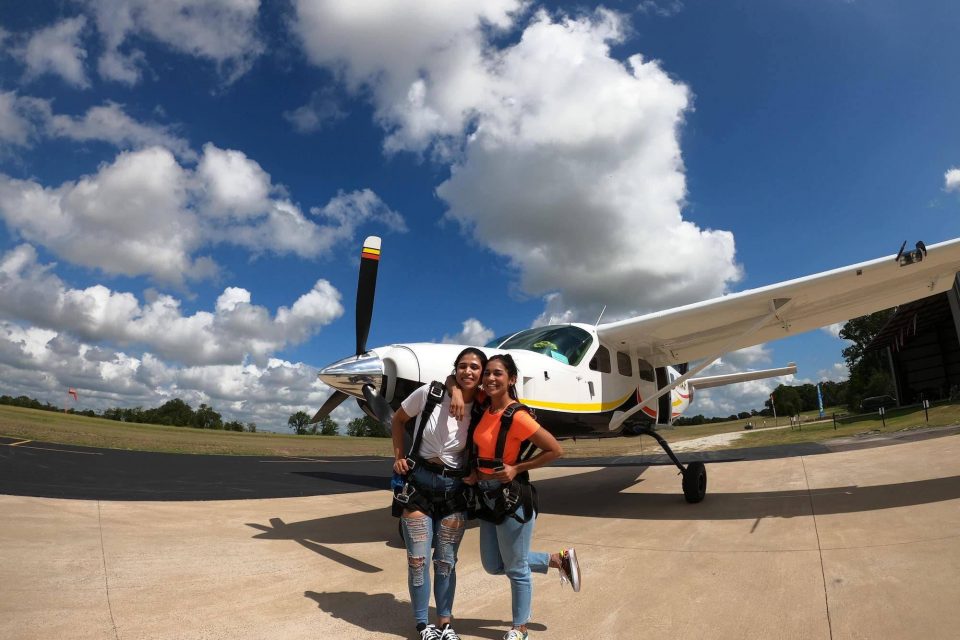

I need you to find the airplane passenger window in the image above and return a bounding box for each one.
[617,352,632,376]
[589,345,611,373]
[497,325,594,366]
[637,359,655,382]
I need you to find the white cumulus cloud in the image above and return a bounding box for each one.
[292,4,741,324]
[0,91,51,149]
[946,167,960,193]
[82,0,264,84]
[49,102,195,159]
[16,16,91,88]
[0,145,404,284]
[0,244,343,366]
[442,318,495,346]
[0,321,344,431]
[284,88,347,134]
[0,93,192,159]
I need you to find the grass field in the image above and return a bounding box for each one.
[2,402,958,459]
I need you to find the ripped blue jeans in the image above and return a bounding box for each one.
[400,465,467,626]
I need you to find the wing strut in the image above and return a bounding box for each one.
[609,298,794,432]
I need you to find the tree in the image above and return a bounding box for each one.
[347,415,390,437]
[840,310,896,411]
[223,420,244,432]
[288,411,311,435]
[193,403,222,429]
[149,398,195,426]
[245,422,257,433]
[316,416,339,436]
[769,384,802,416]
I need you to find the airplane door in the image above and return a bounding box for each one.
[655,366,671,425]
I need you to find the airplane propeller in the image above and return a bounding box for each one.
[310,390,348,423]
[310,237,393,425]
[362,382,394,426]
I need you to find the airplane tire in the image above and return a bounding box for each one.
[682,462,707,503]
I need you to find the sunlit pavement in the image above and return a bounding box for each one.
[3,434,960,639]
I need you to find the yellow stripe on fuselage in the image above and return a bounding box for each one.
[362,247,381,255]
[520,390,635,413]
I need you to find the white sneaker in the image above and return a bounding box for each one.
[503,630,528,640]
[439,623,461,640]
[558,548,581,592]
[419,624,441,640]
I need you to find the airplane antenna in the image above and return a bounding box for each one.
[595,305,607,326]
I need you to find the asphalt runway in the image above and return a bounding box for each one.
[3,426,960,501]
[0,436,392,500]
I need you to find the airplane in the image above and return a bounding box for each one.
[311,236,960,503]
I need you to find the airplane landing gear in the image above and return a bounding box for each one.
[682,461,707,503]
[632,425,707,503]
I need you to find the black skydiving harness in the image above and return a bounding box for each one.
[468,402,540,525]
[391,381,471,518]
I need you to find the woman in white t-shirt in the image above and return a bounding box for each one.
[391,347,487,640]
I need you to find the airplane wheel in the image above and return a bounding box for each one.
[682,462,707,503]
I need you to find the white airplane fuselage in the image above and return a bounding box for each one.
[321,322,692,438]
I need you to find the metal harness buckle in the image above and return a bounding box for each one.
[394,482,416,505]
[502,483,520,510]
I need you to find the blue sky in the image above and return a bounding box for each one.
[1,0,958,431]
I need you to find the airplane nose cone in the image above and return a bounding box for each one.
[318,352,384,398]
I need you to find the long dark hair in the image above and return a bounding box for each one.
[487,353,519,400]
[454,347,488,372]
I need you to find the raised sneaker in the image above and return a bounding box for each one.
[558,548,581,592]
[439,623,461,640]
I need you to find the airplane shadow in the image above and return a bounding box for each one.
[249,466,960,573]
[303,590,545,639]
[538,466,960,521]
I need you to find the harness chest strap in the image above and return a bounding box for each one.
[406,380,445,464]
[473,402,539,470]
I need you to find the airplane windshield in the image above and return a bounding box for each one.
[496,325,594,366]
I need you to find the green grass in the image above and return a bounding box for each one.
[732,403,960,449]
[3,402,958,459]
[0,405,393,457]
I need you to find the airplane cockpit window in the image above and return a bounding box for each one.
[485,333,516,348]
[637,359,655,382]
[617,351,632,377]
[589,345,611,373]
[498,325,594,366]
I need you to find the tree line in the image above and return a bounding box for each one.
[0,394,256,432]
[286,412,389,437]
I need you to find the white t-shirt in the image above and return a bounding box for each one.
[400,384,473,469]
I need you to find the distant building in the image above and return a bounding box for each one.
[866,274,960,404]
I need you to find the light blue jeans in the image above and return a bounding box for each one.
[400,465,467,626]
[477,479,550,626]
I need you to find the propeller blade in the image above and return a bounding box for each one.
[356,236,382,355]
[310,390,349,423]
[362,383,394,426]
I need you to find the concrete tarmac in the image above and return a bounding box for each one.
[3,434,960,639]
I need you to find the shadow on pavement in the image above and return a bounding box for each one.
[303,591,546,640]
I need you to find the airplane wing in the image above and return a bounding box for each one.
[597,238,960,368]
[688,363,797,389]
